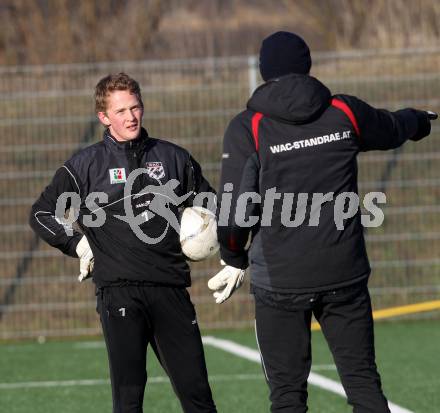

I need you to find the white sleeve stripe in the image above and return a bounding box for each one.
[34,211,56,236]
[62,165,81,198]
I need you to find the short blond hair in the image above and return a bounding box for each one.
[94,73,143,113]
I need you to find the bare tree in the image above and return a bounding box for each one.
[0,0,168,65]
[1,0,439,65]
[282,0,440,50]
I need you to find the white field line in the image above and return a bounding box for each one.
[0,379,110,389]
[202,336,414,413]
[73,341,106,349]
[73,341,336,371]
[0,373,264,390]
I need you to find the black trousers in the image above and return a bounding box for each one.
[97,285,216,413]
[253,282,390,413]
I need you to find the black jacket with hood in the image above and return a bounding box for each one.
[217,73,423,293]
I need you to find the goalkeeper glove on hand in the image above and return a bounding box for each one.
[207,260,246,304]
[76,236,94,282]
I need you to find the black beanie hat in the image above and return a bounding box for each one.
[259,31,312,81]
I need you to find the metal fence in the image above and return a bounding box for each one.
[1,48,439,340]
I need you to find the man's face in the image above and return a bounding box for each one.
[98,90,144,142]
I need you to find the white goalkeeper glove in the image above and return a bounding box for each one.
[76,236,94,282]
[207,260,246,304]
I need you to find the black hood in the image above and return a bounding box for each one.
[247,74,331,124]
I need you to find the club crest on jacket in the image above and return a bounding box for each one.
[146,162,165,180]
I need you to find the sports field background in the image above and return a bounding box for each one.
[1,320,439,412]
[0,48,439,412]
[0,48,439,340]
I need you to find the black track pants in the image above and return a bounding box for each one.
[97,285,216,413]
[254,282,390,413]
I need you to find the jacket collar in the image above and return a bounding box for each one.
[104,127,149,151]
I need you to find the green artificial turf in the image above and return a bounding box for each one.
[0,319,439,412]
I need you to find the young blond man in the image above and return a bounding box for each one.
[30,73,217,413]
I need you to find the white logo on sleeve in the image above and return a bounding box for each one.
[109,168,127,184]
[118,308,126,317]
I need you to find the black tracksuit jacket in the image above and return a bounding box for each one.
[29,128,214,287]
[217,73,423,293]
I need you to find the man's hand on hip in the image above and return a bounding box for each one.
[76,236,94,282]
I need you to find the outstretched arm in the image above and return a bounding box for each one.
[334,94,433,151]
